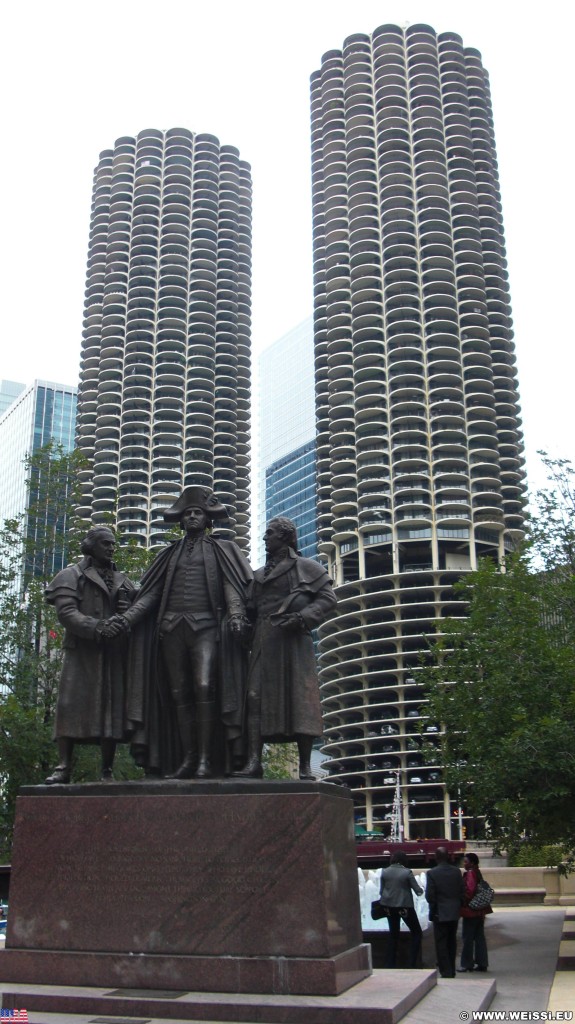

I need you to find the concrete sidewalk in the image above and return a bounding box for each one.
[371,905,572,1014]
[466,906,570,1011]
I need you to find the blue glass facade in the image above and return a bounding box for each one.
[0,381,78,584]
[256,317,318,563]
[0,380,25,417]
[33,385,76,455]
[265,441,318,559]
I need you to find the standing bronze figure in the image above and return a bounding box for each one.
[235,517,336,780]
[45,527,135,784]
[118,487,252,779]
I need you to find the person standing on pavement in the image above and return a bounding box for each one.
[458,852,492,972]
[425,846,465,978]
[378,851,424,968]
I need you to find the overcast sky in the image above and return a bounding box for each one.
[1,0,573,494]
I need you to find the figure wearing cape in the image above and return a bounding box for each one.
[46,557,135,742]
[235,515,336,781]
[247,548,336,741]
[44,526,136,784]
[124,532,253,777]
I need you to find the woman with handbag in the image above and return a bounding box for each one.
[457,852,493,972]
[378,851,424,968]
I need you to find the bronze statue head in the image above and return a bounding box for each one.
[81,526,115,554]
[81,527,116,566]
[162,486,228,524]
[266,517,299,552]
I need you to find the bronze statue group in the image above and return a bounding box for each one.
[44,487,336,785]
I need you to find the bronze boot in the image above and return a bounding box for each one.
[297,735,315,780]
[100,738,116,781]
[195,701,215,778]
[45,738,73,785]
[233,714,263,778]
[166,704,196,779]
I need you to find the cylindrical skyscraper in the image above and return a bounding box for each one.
[310,25,525,837]
[76,128,251,550]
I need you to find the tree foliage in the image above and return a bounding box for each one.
[262,743,298,780]
[530,453,575,576]
[423,455,575,856]
[0,444,90,849]
[0,443,155,858]
[22,442,89,584]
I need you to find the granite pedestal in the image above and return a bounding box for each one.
[0,779,371,995]
[1,971,448,1023]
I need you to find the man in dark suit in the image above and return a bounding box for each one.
[425,846,465,977]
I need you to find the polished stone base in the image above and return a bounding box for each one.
[1,779,371,995]
[0,945,371,997]
[0,971,442,1023]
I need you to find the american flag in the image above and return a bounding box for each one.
[0,1012,28,1021]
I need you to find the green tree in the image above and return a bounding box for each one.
[262,743,298,780]
[22,442,89,584]
[423,456,575,856]
[530,452,575,576]
[0,443,93,856]
[0,513,66,858]
[0,443,152,857]
[102,528,158,583]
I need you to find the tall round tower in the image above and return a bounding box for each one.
[310,24,525,838]
[76,128,251,550]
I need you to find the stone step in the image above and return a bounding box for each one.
[1,1016,246,1024]
[2,977,496,1024]
[557,939,575,971]
[400,976,496,1023]
[1,972,438,1024]
[493,887,546,906]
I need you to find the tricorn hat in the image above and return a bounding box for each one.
[163,486,229,523]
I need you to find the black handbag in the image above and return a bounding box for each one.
[468,879,495,910]
[371,901,408,920]
[371,900,389,920]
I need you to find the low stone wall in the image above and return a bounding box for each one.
[542,868,575,906]
[363,865,575,907]
[478,866,575,906]
[459,866,575,906]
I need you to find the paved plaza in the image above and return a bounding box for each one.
[0,905,573,1022]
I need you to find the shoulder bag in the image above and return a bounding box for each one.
[468,878,495,910]
[371,900,389,920]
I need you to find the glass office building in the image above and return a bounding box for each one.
[256,317,318,564]
[0,380,25,417]
[265,441,318,559]
[0,381,78,583]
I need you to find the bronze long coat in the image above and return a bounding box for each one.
[46,558,135,741]
[247,550,337,740]
[122,535,253,774]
